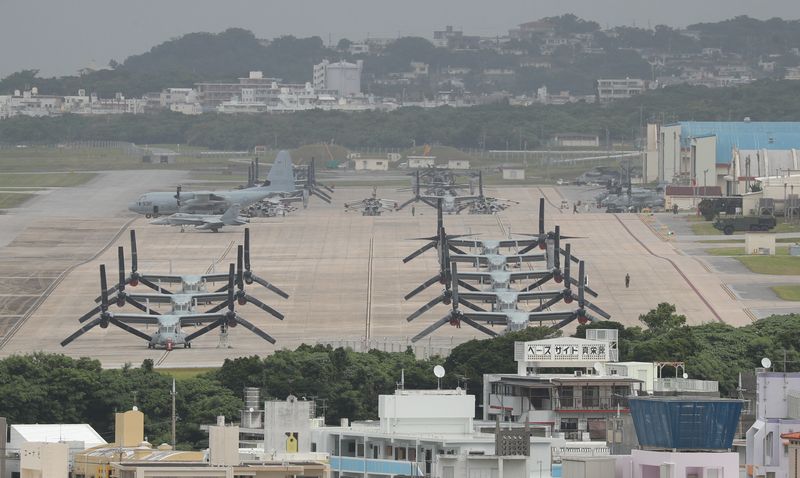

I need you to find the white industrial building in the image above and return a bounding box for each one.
[313,60,363,97]
[644,121,800,196]
[746,371,800,478]
[353,158,389,171]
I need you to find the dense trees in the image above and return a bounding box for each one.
[0,309,797,450]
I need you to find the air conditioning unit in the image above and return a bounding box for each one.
[574,370,583,377]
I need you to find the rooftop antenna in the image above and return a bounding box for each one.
[434,365,445,389]
[397,368,405,390]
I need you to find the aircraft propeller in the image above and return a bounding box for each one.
[410,262,499,342]
[61,265,153,346]
[185,263,277,344]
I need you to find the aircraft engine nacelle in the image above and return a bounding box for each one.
[117,297,126,307]
[130,279,139,287]
[99,320,110,329]
[564,295,573,304]
[237,296,247,306]
[227,317,238,328]
[554,273,563,284]
[577,314,589,325]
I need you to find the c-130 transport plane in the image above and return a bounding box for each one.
[128,150,297,217]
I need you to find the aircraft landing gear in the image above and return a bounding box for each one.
[145,214,152,218]
[180,226,185,233]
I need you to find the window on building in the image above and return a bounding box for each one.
[561,418,578,431]
[582,386,600,408]
[529,388,551,410]
[558,386,574,408]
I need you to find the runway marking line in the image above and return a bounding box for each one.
[615,214,725,323]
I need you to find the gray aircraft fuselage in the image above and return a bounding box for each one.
[128,186,288,217]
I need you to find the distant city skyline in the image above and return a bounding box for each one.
[3,0,800,78]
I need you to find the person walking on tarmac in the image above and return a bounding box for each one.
[625,273,631,288]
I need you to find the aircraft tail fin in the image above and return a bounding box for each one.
[266,150,296,192]
[221,204,241,224]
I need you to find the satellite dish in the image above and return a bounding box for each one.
[249,407,254,413]
[762,357,772,369]
[132,406,138,412]
[593,362,603,374]
[434,365,446,378]
[682,373,688,379]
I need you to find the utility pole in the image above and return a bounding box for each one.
[171,379,176,449]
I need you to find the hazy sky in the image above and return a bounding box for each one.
[3,0,800,77]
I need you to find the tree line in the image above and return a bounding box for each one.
[0,306,796,450]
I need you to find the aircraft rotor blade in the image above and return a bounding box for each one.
[249,274,290,299]
[185,319,223,342]
[403,241,436,263]
[99,265,109,311]
[125,296,160,315]
[243,293,285,320]
[531,293,565,312]
[538,198,545,234]
[522,272,554,292]
[460,316,499,337]
[138,277,173,295]
[397,197,417,210]
[551,313,578,330]
[109,317,152,342]
[237,246,245,289]
[205,300,229,314]
[456,280,478,292]
[130,230,138,273]
[407,295,444,322]
[584,300,612,320]
[117,247,126,293]
[458,298,486,312]
[411,316,451,343]
[78,304,102,323]
[61,317,103,346]
[404,275,440,300]
[233,314,277,344]
[244,228,251,270]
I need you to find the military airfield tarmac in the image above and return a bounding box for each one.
[0,172,788,368]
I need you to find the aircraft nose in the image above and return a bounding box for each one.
[127,201,138,212]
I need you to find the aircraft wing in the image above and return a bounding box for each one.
[460,311,509,323]
[196,220,224,230]
[450,254,545,265]
[109,314,161,324]
[139,275,185,283]
[458,291,501,302]
[178,312,228,324]
[125,293,173,304]
[187,192,228,203]
[150,216,207,226]
[201,273,230,283]
[527,311,576,322]
[517,290,562,301]
[508,270,551,281]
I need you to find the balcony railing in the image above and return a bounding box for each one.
[330,456,424,476]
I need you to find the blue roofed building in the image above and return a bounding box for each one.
[646,121,800,195]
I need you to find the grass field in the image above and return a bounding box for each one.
[737,256,800,275]
[0,172,96,188]
[691,220,800,236]
[704,246,800,274]
[156,367,217,380]
[0,193,36,208]
[705,246,790,256]
[772,285,800,301]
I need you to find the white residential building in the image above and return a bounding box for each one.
[595,78,646,103]
[313,60,363,96]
